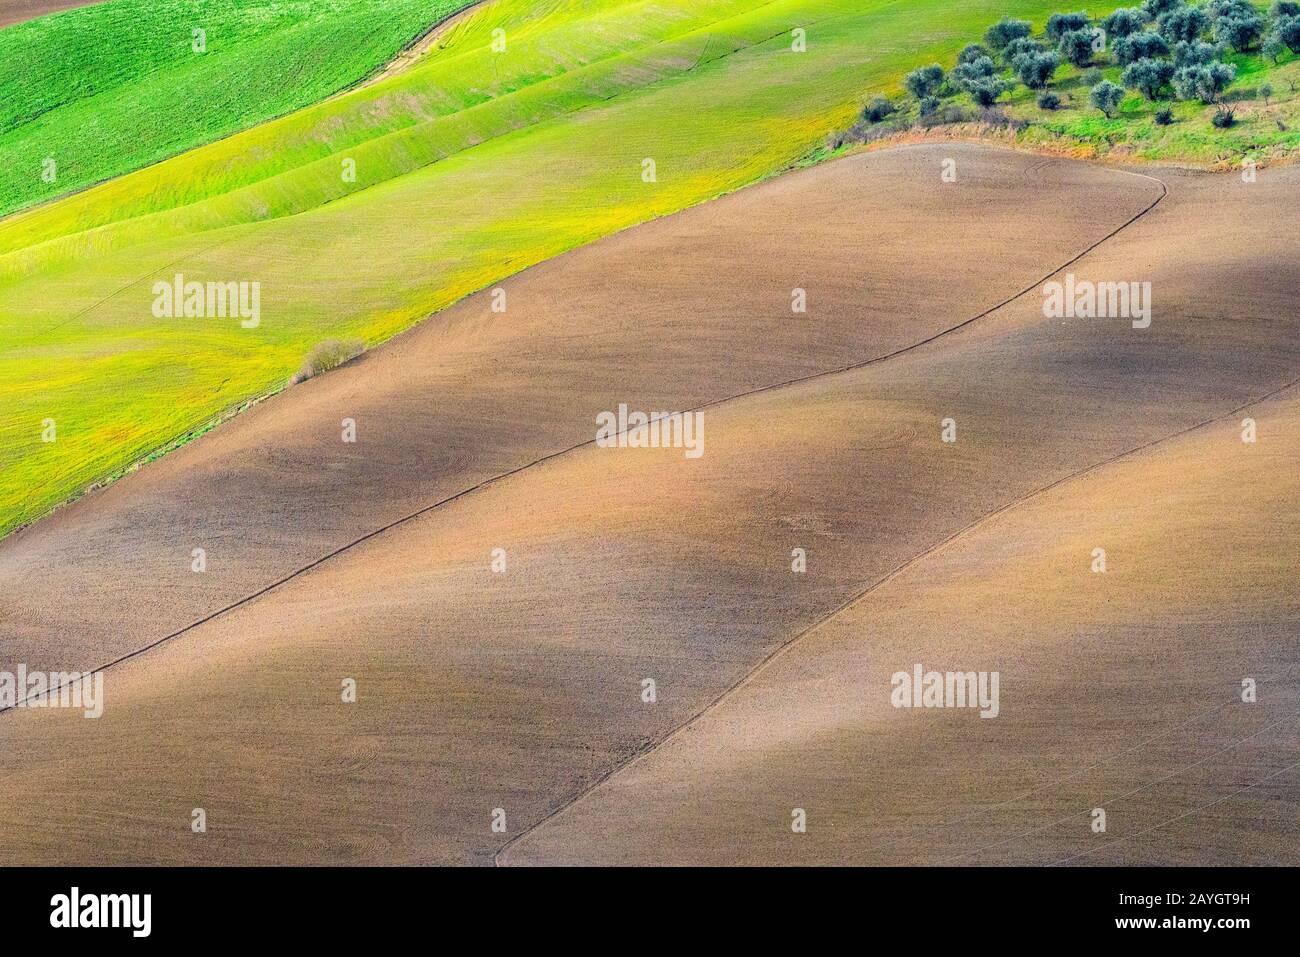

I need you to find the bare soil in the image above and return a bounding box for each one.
[2,145,1293,866]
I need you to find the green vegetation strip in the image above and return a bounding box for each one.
[0,0,475,217]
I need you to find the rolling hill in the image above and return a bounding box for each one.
[3,145,1294,865]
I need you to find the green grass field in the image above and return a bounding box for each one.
[0,0,474,217]
[1006,49,1300,165]
[0,0,1094,538]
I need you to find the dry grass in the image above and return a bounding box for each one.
[291,339,364,384]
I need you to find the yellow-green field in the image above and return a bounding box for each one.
[3,0,1090,537]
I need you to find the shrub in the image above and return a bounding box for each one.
[1014,49,1062,88]
[978,108,1030,130]
[1114,31,1172,64]
[1211,105,1236,126]
[1260,82,1274,103]
[1082,67,1104,86]
[1174,39,1221,67]
[1046,11,1092,40]
[958,43,990,64]
[918,95,941,118]
[1103,8,1147,38]
[1278,16,1300,52]
[1123,57,1177,99]
[843,117,906,144]
[863,95,896,122]
[1214,12,1264,50]
[1090,79,1127,116]
[937,102,971,124]
[1173,61,1236,101]
[985,17,1033,51]
[292,339,364,384]
[1155,106,1176,123]
[1038,90,1063,109]
[905,63,945,99]
[1159,6,1209,42]
[1273,1,1300,16]
[1058,28,1097,66]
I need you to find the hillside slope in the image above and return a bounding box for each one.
[0,0,1089,538]
[3,146,1295,865]
[3,145,1155,688]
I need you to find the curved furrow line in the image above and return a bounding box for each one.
[495,367,1300,865]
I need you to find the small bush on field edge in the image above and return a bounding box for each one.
[292,339,365,384]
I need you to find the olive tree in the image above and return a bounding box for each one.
[1214,11,1264,50]
[1173,60,1236,101]
[950,55,996,90]
[985,18,1033,51]
[1173,38,1221,66]
[1114,31,1172,63]
[862,95,896,122]
[905,64,945,99]
[1277,16,1300,52]
[1144,0,1183,16]
[1002,36,1048,64]
[968,77,1012,106]
[1090,79,1127,116]
[1059,28,1098,65]
[1103,8,1146,38]
[1046,11,1092,40]
[1205,0,1252,17]
[1014,48,1062,87]
[1159,6,1209,42]
[1122,57,1177,98]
